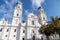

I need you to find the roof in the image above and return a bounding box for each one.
[38,6,43,10]
[27,13,35,17]
[38,7,41,9]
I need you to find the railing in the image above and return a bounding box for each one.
[40,38,60,40]
[25,38,41,40]
[0,37,59,40]
[23,38,60,40]
[49,38,60,40]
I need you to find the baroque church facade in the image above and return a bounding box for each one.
[0,1,47,40]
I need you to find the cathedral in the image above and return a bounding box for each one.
[0,1,47,40]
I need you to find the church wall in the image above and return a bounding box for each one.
[9,27,17,40]
[27,27,34,39]
[20,26,25,40]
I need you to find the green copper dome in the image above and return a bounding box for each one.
[38,7,41,9]
[16,1,22,5]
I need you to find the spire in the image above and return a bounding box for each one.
[38,6,46,14]
[12,0,22,25]
[38,6,43,10]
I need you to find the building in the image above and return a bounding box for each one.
[0,1,47,40]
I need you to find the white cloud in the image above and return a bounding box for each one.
[4,0,13,10]
[0,0,20,18]
[0,4,7,13]
[32,0,45,10]
[11,0,18,5]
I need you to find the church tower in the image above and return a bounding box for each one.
[38,7,47,25]
[12,1,22,25]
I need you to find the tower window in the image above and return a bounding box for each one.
[18,6,20,8]
[7,28,9,32]
[14,29,16,32]
[33,30,34,33]
[5,35,7,37]
[23,30,25,33]
[17,14,19,16]
[22,38,25,40]
[0,28,2,32]
[32,21,34,25]
[13,35,15,37]
[43,17,45,20]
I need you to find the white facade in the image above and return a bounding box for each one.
[0,1,47,40]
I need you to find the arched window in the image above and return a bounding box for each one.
[32,21,34,25]
[17,14,19,16]
[33,30,34,33]
[18,6,20,8]
[23,30,25,33]
[43,17,45,20]
[5,35,7,37]
[7,28,9,32]
[14,29,16,32]
[13,35,15,37]
[0,28,2,32]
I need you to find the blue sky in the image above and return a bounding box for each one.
[0,0,60,23]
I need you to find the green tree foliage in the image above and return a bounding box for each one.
[38,17,60,40]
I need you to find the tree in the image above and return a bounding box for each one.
[51,17,60,35]
[39,25,51,40]
[47,17,60,34]
[55,18,60,36]
[38,17,60,40]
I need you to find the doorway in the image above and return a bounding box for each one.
[22,38,24,40]
[32,36,35,40]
